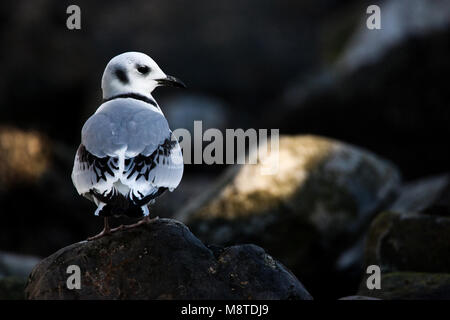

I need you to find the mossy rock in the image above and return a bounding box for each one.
[358,272,450,300]
[365,210,450,273]
[365,175,450,273]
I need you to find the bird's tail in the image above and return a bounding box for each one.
[91,189,146,217]
[96,202,145,217]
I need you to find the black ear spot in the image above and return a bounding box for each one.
[115,68,129,84]
[137,65,150,75]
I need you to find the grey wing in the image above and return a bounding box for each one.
[81,100,170,158]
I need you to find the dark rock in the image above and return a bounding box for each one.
[337,0,450,73]
[365,175,450,274]
[389,174,450,215]
[25,218,311,300]
[176,135,400,298]
[365,210,450,273]
[0,276,26,300]
[358,272,450,300]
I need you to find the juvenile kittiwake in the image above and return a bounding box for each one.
[71,52,185,240]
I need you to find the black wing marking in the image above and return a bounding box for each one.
[89,184,168,217]
[72,135,181,218]
[72,144,120,197]
[123,137,178,182]
[78,144,119,183]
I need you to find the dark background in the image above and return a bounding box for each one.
[0,0,448,298]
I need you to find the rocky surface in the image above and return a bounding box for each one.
[357,174,450,300]
[176,134,400,298]
[337,0,450,73]
[25,218,312,300]
[389,174,450,216]
[0,277,26,300]
[358,272,450,300]
[365,210,450,274]
[364,174,450,273]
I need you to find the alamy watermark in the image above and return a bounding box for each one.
[366,265,381,290]
[173,121,280,175]
[66,265,81,290]
[66,5,81,30]
[366,5,381,30]
[67,4,382,31]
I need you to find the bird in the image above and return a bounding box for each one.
[71,52,185,240]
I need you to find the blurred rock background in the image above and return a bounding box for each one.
[0,0,449,299]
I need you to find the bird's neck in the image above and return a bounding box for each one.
[103,92,159,109]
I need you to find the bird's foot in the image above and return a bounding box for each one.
[87,227,111,241]
[87,217,159,239]
[110,224,126,233]
[123,216,159,230]
[141,215,159,224]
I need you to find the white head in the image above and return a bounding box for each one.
[101,52,185,100]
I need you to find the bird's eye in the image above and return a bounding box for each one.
[137,65,150,75]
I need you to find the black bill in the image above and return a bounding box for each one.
[156,75,186,88]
